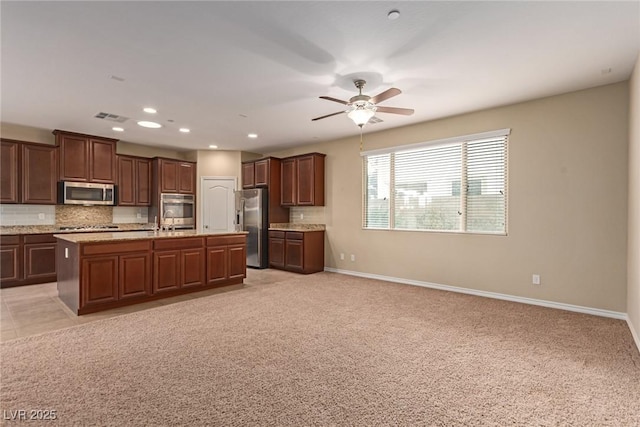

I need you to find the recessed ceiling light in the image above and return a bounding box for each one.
[209,145,218,149]
[248,133,258,138]
[179,128,190,133]
[112,127,124,132]
[137,121,162,129]
[387,10,400,20]
[143,107,157,114]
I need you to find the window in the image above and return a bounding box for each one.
[363,129,509,234]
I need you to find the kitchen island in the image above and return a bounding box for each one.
[55,230,248,315]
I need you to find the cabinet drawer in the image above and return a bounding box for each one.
[269,230,285,239]
[24,234,56,244]
[286,232,304,240]
[206,235,246,246]
[82,240,151,256]
[154,237,204,251]
[0,235,20,245]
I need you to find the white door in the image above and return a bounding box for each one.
[201,177,236,233]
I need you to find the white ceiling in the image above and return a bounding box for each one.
[2,1,639,154]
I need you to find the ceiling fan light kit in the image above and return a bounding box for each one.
[313,79,414,128]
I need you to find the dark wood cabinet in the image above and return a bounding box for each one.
[118,155,151,206]
[181,248,205,288]
[269,230,324,274]
[119,253,152,300]
[53,130,118,183]
[22,143,57,204]
[89,138,117,183]
[82,256,119,308]
[155,158,196,194]
[153,237,205,292]
[281,158,296,207]
[0,236,20,283]
[268,232,285,269]
[153,250,181,293]
[241,157,289,223]
[206,235,246,286]
[206,246,228,285]
[242,162,255,189]
[23,234,57,282]
[56,234,246,314]
[1,139,57,205]
[281,153,325,207]
[228,244,247,279]
[1,141,19,203]
[1,234,57,288]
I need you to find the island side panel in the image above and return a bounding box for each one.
[56,238,80,314]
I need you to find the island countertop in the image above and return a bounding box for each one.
[54,230,248,243]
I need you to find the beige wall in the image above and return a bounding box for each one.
[1,123,55,144]
[270,82,630,312]
[1,121,190,160]
[195,150,243,229]
[629,58,640,342]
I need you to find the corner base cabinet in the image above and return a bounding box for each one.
[56,232,247,314]
[269,230,324,274]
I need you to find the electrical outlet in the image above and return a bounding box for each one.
[532,274,541,285]
[300,213,304,220]
[350,254,356,262]
[136,213,142,219]
[340,253,344,260]
[38,213,45,220]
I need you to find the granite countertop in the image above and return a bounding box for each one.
[269,223,326,232]
[54,230,248,243]
[0,224,156,236]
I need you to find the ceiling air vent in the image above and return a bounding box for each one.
[369,116,383,124]
[94,112,129,123]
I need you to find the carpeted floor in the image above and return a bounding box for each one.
[1,272,639,426]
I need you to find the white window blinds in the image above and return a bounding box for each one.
[362,129,509,234]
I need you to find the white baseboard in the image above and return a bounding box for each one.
[323,267,627,320]
[628,317,640,354]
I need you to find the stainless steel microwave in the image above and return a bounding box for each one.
[58,181,117,206]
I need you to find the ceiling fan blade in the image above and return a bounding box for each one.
[370,88,401,104]
[319,96,349,105]
[376,106,415,116]
[311,111,345,121]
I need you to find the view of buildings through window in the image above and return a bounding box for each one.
[364,133,508,234]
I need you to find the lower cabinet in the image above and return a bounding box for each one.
[206,235,247,286]
[0,234,56,288]
[268,230,324,274]
[56,234,247,314]
[153,238,205,293]
[79,240,152,310]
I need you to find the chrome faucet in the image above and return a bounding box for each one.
[163,210,175,231]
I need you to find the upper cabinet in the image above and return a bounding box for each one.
[117,155,151,206]
[242,157,289,223]
[154,158,196,194]
[53,130,118,184]
[21,143,58,204]
[1,140,19,203]
[0,139,57,205]
[281,153,325,207]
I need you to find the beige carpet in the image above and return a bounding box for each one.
[1,272,639,426]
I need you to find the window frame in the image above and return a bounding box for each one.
[362,129,510,235]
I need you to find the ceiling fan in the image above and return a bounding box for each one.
[312,79,414,127]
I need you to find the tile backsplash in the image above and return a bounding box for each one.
[0,205,149,226]
[289,206,326,224]
[0,205,56,226]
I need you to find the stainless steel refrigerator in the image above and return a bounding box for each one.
[235,188,269,268]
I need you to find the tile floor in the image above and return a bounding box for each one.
[0,268,299,342]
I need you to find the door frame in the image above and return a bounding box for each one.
[199,176,237,232]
